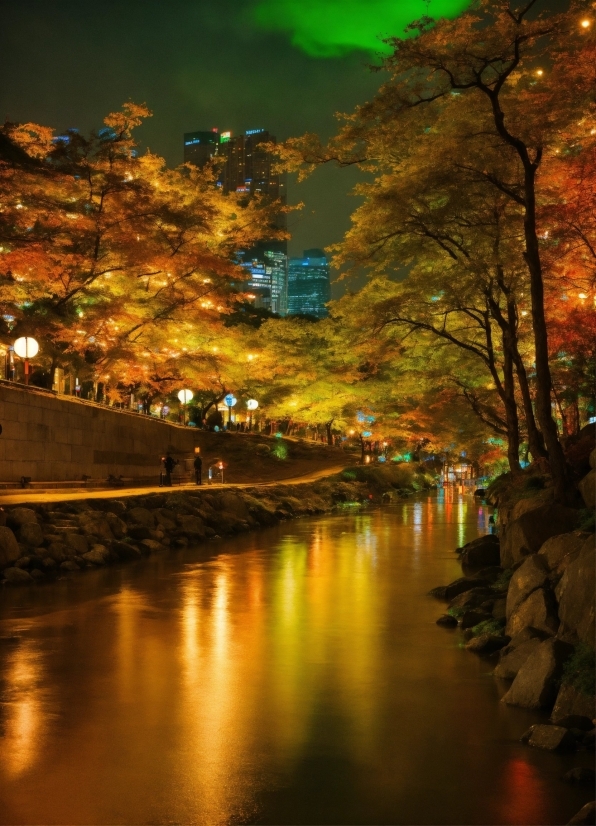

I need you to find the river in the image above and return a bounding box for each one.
[0,490,592,825]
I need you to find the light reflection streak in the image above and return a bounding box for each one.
[2,639,46,778]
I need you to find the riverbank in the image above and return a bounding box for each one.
[0,463,433,588]
[430,452,596,825]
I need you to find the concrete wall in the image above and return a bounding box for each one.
[0,382,200,482]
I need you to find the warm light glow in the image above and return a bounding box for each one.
[578,292,587,299]
[581,18,591,27]
[535,69,543,76]
[178,389,194,404]
[13,336,39,359]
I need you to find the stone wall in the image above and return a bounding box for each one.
[0,382,199,482]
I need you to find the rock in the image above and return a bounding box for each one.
[502,638,573,709]
[111,541,142,560]
[505,587,559,638]
[428,585,447,599]
[492,598,506,620]
[538,532,590,572]
[579,470,595,510]
[506,555,549,619]
[177,514,205,539]
[2,566,33,584]
[6,507,38,528]
[554,715,595,731]
[60,560,80,572]
[127,525,153,541]
[45,541,68,562]
[105,513,127,539]
[567,801,596,825]
[552,683,596,725]
[460,534,501,568]
[82,546,109,565]
[153,509,177,531]
[448,587,495,612]
[563,768,596,785]
[63,533,89,556]
[14,556,30,569]
[214,491,250,520]
[521,724,576,751]
[460,610,493,630]
[583,730,595,751]
[0,526,21,567]
[42,557,57,570]
[139,539,163,554]
[17,521,44,548]
[127,507,155,528]
[591,447,596,470]
[444,577,491,601]
[465,634,509,655]
[0,511,5,527]
[494,630,547,680]
[474,566,504,584]
[78,512,114,543]
[500,500,580,568]
[436,614,458,627]
[556,537,595,645]
[30,568,45,580]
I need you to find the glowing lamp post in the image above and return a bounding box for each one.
[177,388,193,425]
[13,336,39,385]
[224,393,237,426]
[246,398,258,430]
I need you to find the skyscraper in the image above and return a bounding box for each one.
[287,249,331,319]
[183,127,288,314]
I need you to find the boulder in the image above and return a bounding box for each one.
[153,509,177,531]
[591,447,596,470]
[563,768,596,785]
[127,525,153,541]
[552,683,596,726]
[139,539,163,554]
[78,512,114,543]
[500,500,580,568]
[45,541,68,562]
[465,634,509,655]
[538,531,590,572]
[460,610,493,630]
[0,526,21,567]
[82,546,109,565]
[105,513,127,539]
[177,514,205,539]
[214,491,250,520]
[556,537,595,645]
[111,541,142,560]
[17,521,44,548]
[436,614,458,627]
[2,566,33,584]
[127,507,155,528]
[42,557,57,570]
[520,724,576,751]
[60,560,80,572]
[492,598,506,621]
[502,638,573,709]
[460,534,501,568]
[494,629,548,680]
[447,587,495,612]
[6,507,38,528]
[567,801,596,826]
[63,533,89,556]
[506,555,549,619]
[579,470,595,510]
[443,577,491,602]
[505,587,559,638]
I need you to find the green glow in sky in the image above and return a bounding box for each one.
[251,0,471,57]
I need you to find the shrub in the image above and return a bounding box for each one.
[471,618,506,637]
[561,643,596,697]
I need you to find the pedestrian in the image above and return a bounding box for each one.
[163,453,177,486]
[193,453,203,485]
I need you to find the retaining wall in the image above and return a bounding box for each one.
[0,382,199,482]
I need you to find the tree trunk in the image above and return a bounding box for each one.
[325,420,334,446]
[502,338,522,473]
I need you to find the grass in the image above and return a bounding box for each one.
[470,618,506,637]
[491,569,513,592]
[561,643,596,697]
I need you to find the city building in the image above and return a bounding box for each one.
[183,127,288,314]
[287,249,331,318]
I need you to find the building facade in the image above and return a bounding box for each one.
[287,249,331,318]
[183,127,288,314]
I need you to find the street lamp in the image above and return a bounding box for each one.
[246,398,258,430]
[177,388,193,424]
[13,336,39,385]
[224,393,237,427]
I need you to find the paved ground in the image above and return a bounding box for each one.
[0,465,348,506]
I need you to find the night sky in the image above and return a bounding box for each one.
[1,0,464,290]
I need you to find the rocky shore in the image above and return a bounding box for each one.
[431,449,596,826]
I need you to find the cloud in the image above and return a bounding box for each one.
[250,0,471,57]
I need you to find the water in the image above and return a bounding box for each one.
[0,491,593,825]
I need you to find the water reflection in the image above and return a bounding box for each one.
[0,495,592,825]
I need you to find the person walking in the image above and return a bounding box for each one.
[193,453,203,485]
[163,453,177,486]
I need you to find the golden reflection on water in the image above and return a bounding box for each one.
[0,495,589,826]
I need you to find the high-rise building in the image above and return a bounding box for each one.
[287,249,331,319]
[183,130,220,167]
[183,127,288,314]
